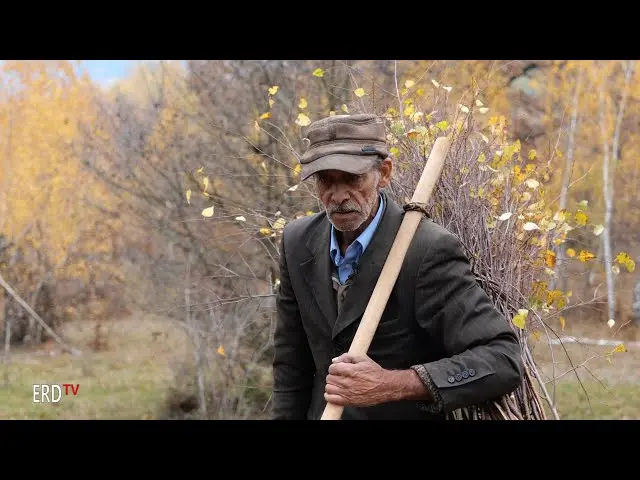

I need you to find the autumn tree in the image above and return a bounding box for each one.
[0,60,127,345]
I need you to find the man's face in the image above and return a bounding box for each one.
[314,159,392,233]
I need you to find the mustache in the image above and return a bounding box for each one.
[328,203,362,214]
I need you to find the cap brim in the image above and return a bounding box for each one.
[300,154,377,181]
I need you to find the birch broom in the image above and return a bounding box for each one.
[382,94,575,420]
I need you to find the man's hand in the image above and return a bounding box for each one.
[324,353,431,407]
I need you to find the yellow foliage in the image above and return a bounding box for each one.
[0,60,124,282]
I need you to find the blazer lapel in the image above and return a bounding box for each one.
[331,193,404,340]
[300,217,338,330]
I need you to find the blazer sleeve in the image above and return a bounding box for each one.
[410,229,524,414]
[271,228,316,420]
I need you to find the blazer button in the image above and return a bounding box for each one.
[462,370,469,379]
[455,373,462,381]
[469,369,476,377]
[447,376,455,383]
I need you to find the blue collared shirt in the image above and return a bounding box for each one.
[330,194,385,284]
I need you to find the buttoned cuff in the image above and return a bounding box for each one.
[410,364,444,414]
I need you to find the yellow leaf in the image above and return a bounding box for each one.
[201,206,214,217]
[559,316,565,331]
[615,252,635,272]
[612,343,627,354]
[298,97,308,109]
[435,120,449,131]
[269,97,275,108]
[593,224,604,236]
[293,164,301,176]
[403,104,415,117]
[295,113,311,127]
[268,85,279,95]
[578,249,595,262]
[259,112,271,120]
[545,250,556,268]
[416,88,425,96]
[196,166,204,174]
[531,331,541,341]
[312,68,324,77]
[341,104,349,113]
[512,309,528,329]
[574,210,588,226]
[354,87,366,97]
[405,79,415,88]
[203,177,209,192]
[477,152,486,163]
[259,227,272,235]
[272,218,286,230]
[566,248,576,258]
[390,147,400,156]
[217,345,226,356]
[528,149,537,160]
[306,211,314,216]
[186,189,191,205]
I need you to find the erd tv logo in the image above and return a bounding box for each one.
[33,384,80,403]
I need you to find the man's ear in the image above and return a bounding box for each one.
[377,158,393,188]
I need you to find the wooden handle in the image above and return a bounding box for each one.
[320,136,452,420]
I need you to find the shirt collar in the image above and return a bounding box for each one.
[330,193,385,264]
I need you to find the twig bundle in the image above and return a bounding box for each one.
[385,110,558,420]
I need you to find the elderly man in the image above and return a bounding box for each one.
[272,113,523,420]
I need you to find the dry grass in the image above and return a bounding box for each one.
[0,312,191,420]
[532,321,640,419]
[2,309,638,420]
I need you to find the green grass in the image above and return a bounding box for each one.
[0,313,189,420]
[2,313,638,420]
[551,381,640,420]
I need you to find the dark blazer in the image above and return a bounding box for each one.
[272,191,523,420]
